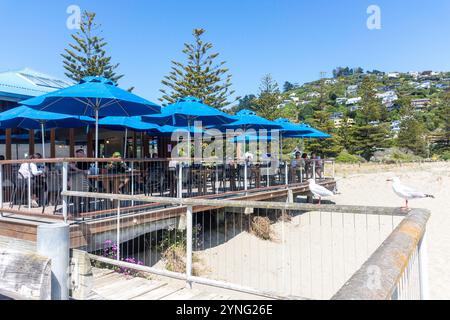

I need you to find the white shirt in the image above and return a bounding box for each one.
[18,163,43,179]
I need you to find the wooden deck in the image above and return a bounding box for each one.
[88,267,271,300]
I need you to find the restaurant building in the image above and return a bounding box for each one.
[0,68,162,159]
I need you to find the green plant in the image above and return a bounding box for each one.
[335,150,363,163]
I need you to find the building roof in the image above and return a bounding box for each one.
[0,68,72,102]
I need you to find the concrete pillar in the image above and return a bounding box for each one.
[37,223,70,300]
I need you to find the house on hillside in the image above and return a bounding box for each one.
[411,98,431,111]
[306,92,320,98]
[346,97,362,105]
[336,97,347,105]
[387,72,400,79]
[324,79,338,85]
[346,85,358,96]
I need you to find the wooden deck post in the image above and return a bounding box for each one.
[5,129,11,160]
[87,128,93,158]
[132,132,137,158]
[69,129,75,157]
[50,129,56,158]
[143,134,149,158]
[28,129,35,156]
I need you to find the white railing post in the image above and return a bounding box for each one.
[130,161,134,206]
[117,201,121,261]
[284,162,288,185]
[186,205,193,288]
[215,163,219,194]
[177,163,183,199]
[27,172,32,210]
[312,160,316,182]
[266,163,270,187]
[418,231,430,300]
[300,165,303,183]
[62,162,68,223]
[244,161,248,191]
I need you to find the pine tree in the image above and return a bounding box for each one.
[253,74,281,120]
[358,76,383,123]
[305,110,342,157]
[159,28,236,108]
[61,11,123,83]
[350,123,390,160]
[397,118,427,156]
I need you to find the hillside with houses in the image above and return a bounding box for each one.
[236,69,450,162]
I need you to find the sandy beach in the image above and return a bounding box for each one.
[186,161,449,299]
[331,161,450,300]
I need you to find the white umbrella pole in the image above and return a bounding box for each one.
[41,122,46,159]
[124,128,128,159]
[95,109,99,159]
[187,120,191,163]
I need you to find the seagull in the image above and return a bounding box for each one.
[308,179,334,205]
[387,177,434,209]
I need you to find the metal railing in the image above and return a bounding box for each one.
[0,157,335,222]
[62,190,429,300]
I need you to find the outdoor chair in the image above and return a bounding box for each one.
[9,172,28,210]
[41,170,62,215]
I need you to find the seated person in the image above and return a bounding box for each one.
[107,152,130,193]
[18,154,43,207]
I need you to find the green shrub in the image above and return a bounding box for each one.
[335,151,363,163]
[440,151,450,161]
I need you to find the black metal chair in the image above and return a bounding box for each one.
[9,172,28,210]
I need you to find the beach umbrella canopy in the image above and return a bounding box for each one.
[228,133,279,143]
[20,76,161,158]
[218,109,282,131]
[0,105,94,158]
[142,96,235,127]
[98,116,161,132]
[285,124,331,139]
[274,118,315,136]
[143,97,235,158]
[0,105,94,129]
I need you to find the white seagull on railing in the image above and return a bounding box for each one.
[308,179,335,205]
[387,177,434,209]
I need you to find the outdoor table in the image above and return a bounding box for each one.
[87,171,141,194]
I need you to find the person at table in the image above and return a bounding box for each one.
[107,152,130,193]
[290,152,303,182]
[18,154,43,208]
[311,152,323,179]
[69,149,90,174]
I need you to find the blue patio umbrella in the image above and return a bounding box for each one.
[142,96,235,126]
[274,118,317,159]
[99,116,163,158]
[142,97,235,158]
[286,124,331,139]
[20,76,161,158]
[274,118,315,136]
[0,105,94,157]
[218,109,282,132]
[228,133,279,143]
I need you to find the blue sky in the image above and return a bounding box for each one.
[1,0,450,104]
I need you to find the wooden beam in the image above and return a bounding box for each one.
[28,129,35,155]
[133,132,137,158]
[143,134,149,158]
[50,129,56,158]
[69,128,75,157]
[87,128,93,158]
[5,129,11,160]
